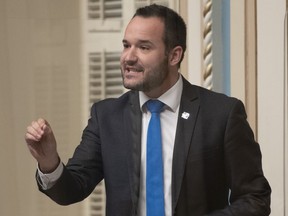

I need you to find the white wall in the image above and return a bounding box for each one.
[187,0,202,85]
[257,0,286,215]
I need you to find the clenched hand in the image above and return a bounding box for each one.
[25,118,60,173]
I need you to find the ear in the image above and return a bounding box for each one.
[168,46,183,66]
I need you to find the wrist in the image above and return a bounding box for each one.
[38,155,60,174]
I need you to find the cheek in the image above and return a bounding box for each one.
[120,54,125,64]
[142,57,160,68]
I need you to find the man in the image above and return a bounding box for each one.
[25,4,271,216]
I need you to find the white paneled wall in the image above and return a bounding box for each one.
[257,0,286,215]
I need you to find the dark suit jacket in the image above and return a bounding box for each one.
[39,77,271,215]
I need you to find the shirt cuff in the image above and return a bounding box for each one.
[37,162,64,190]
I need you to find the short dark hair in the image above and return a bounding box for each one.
[133,4,187,67]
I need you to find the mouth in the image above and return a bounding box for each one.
[124,65,144,73]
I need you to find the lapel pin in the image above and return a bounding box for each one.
[181,112,190,119]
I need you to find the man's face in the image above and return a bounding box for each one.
[120,16,170,96]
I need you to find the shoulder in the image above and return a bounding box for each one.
[182,79,244,116]
[183,79,239,106]
[197,86,238,105]
[90,90,139,113]
[196,87,247,124]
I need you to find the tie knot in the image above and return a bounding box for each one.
[146,100,164,113]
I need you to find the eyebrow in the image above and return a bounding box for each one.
[122,39,154,46]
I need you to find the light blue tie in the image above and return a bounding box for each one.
[146,100,165,216]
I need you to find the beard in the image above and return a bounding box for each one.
[121,57,169,93]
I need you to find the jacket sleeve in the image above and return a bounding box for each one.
[38,103,104,205]
[207,100,271,215]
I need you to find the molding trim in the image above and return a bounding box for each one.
[202,0,213,90]
[244,0,257,136]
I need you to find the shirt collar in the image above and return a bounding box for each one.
[139,74,183,112]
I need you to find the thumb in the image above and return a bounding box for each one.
[37,118,52,134]
[39,119,56,142]
[42,122,52,135]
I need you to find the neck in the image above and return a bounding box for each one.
[144,73,180,98]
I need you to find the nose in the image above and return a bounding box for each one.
[122,47,138,64]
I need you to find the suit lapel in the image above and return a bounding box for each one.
[171,79,200,213]
[125,91,142,215]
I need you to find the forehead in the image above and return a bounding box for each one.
[124,16,165,43]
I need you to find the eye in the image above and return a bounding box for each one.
[123,43,130,49]
[140,46,150,51]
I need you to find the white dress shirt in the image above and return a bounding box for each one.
[138,75,183,216]
[38,75,183,216]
